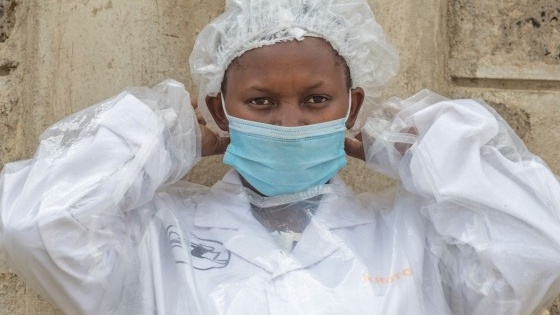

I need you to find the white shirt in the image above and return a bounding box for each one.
[1,80,559,315]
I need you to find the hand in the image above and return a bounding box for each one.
[344,127,418,162]
[345,133,366,161]
[191,96,230,157]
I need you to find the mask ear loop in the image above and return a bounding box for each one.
[220,92,230,117]
[344,89,353,123]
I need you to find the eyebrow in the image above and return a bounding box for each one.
[246,81,327,93]
[303,81,327,91]
[247,86,274,93]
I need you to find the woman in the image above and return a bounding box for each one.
[1,0,559,314]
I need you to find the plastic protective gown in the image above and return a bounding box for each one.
[1,80,560,315]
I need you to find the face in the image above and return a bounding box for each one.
[206,37,364,129]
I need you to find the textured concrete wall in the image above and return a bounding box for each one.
[0,0,559,313]
[448,0,560,176]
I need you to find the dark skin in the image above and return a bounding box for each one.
[200,37,366,161]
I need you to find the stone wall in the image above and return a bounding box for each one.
[0,0,558,313]
[448,0,560,176]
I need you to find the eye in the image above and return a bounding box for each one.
[248,98,274,106]
[305,95,330,105]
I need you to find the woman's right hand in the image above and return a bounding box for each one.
[192,96,230,157]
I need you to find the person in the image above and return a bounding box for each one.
[1,0,560,314]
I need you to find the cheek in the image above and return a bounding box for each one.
[302,106,349,125]
[306,113,336,124]
[225,104,263,121]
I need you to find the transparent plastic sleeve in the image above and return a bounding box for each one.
[0,79,201,314]
[363,89,560,314]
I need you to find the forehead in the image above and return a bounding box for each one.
[224,37,347,88]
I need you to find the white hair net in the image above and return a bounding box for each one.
[189,0,400,126]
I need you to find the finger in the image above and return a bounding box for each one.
[395,142,412,156]
[190,96,198,109]
[354,132,362,142]
[394,127,417,156]
[200,124,230,157]
[214,135,230,156]
[196,110,206,125]
[344,137,365,161]
[205,135,230,156]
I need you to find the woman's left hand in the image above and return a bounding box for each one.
[345,133,365,161]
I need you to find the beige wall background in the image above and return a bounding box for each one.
[0,0,558,314]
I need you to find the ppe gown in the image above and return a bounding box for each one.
[1,80,559,315]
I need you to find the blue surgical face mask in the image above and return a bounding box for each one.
[221,93,352,196]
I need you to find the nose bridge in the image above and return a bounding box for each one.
[274,98,303,126]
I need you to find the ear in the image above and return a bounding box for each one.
[206,93,229,131]
[346,87,365,129]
